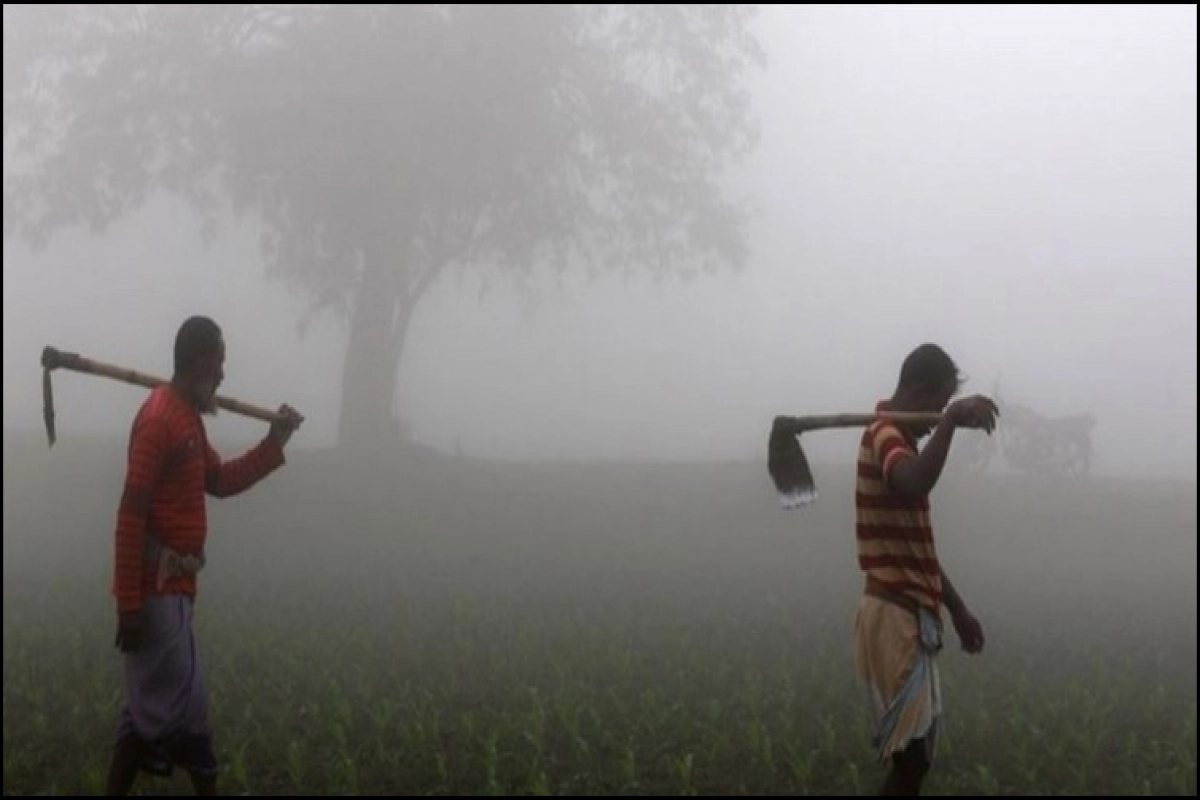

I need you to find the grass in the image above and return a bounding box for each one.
[3,434,1196,795]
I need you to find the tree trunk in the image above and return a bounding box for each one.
[336,251,410,453]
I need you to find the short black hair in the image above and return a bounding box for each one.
[897,343,961,394]
[174,316,223,374]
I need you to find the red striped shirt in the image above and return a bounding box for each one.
[855,400,942,612]
[112,385,286,613]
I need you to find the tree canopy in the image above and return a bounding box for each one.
[4,4,767,448]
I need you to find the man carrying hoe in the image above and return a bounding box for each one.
[105,316,303,796]
[853,343,998,796]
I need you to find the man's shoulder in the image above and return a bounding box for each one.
[131,387,195,441]
[863,419,906,447]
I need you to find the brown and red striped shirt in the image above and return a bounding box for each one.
[856,400,942,614]
[112,385,286,614]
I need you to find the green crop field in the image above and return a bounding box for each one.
[4,433,1196,795]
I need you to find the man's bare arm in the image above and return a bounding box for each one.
[888,395,999,499]
[940,566,967,619]
[942,566,985,653]
[888,417,956,498]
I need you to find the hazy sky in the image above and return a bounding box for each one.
[3,4,1196,480]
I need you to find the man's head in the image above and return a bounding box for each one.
[173,316,225,414]
[892,343,963,437]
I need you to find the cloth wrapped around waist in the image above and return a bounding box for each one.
[855,576,944,763]
[144,536,205,592]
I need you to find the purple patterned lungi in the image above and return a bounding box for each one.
[114,594,217,778]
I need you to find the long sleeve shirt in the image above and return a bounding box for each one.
[112,385,286,614]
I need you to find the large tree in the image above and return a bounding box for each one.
[4,4,765,449]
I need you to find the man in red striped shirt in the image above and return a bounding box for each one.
[853,343,997,796]
[105,316,303,796]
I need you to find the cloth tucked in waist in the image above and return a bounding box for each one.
[145,536,205,592]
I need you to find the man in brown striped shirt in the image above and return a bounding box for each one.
[854,343,998,796]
